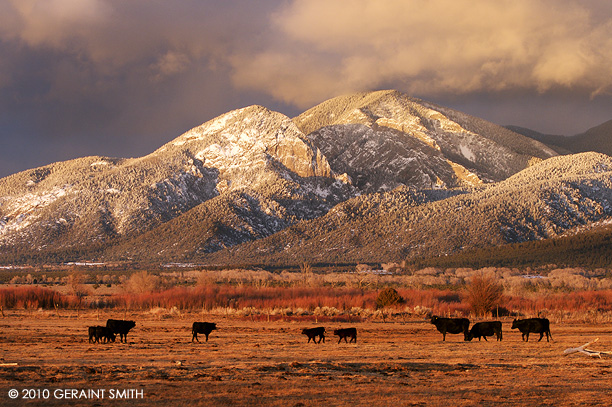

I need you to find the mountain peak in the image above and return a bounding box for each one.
[8,90,609,267]
[293,89,557,191]
[153,104,334,180]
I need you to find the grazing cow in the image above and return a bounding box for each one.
[88,326,116,344]
[106,319,136,343]
[511,318,552,342]
[192,322,217,342]
[430,316,470,341]
[88,326,98,343]
[468,321,502,342]
[333,328,357,344]
[302,327,326,344]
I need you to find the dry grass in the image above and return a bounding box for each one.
[5,283,612,325]
[1,311,612,406]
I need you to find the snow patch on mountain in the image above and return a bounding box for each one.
[0,185,72,236]
[459,144,475,161]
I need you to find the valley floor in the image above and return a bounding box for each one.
[1,312,611,406]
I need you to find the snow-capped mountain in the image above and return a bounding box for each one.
[1,89,606,266]
[207,152,612,265]
[295,90,557,191]
[0,105,352,254]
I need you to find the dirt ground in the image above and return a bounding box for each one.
[1,311,612,406]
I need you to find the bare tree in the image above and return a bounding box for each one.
[300,262,316,287]
[467,272,504,317]
[124,271,161,294]
[68,271,90,317]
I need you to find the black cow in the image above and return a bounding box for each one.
[302,327,325,344]
[106,319,136,343]
[88,326,116,344]
[468,321,502,341]
[192,322,217,342]
[334,327,357,344]
[511,318,552,342]
[88,326,97,343]
[430,316,470,341]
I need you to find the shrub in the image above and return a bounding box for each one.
[376,287,404,309]
[0,286,70,309]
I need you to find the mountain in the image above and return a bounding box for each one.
[295,91,557,189]
[0,105,354,257]
[504,126,571,155]
[0,89,596,267]
[508,119,612,156]
[568,120,612,155]
[197,152,612,265]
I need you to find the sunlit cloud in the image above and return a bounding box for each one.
[3,0,111,48]
[230,0,612,107]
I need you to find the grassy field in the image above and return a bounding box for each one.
[1,311,611,406]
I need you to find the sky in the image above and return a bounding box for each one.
[1,0,612,178]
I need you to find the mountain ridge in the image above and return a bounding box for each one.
[193,152,612,265]
[507,119,612,156]
[2,90,610,267]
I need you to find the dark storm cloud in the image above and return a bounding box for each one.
[0,0,290,177]
[0,0,611,178]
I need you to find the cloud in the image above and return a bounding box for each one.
[5,1,610,115]
[230,0,612,107]
[3,0,111,48]
[1,0,612,178]
[0,1,268,80]
[0,0,275,132]
[0,0,292,178]
[150,51,191,82]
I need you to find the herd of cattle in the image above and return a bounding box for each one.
[88,317,552,344]
[88,319,137,344]
[429,316,552,342]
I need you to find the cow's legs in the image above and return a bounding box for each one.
[205,333,209,342]
[483,336,488,342]
[538,332,544,342]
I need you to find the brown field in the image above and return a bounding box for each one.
[1,312,612,406]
